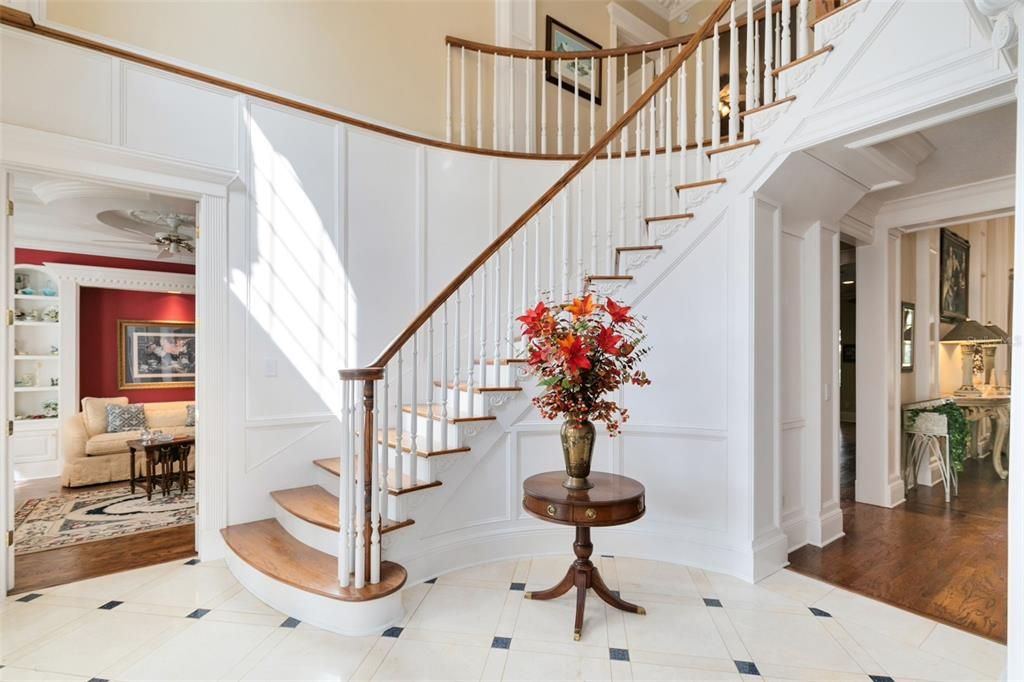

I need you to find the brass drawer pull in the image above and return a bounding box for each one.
[584,508,597,520]
[546,504,557,516]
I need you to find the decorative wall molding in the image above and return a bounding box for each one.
[637,0,698,23]
[43,262,195,293]
[608,2,669,46]
[876,174,1015,232]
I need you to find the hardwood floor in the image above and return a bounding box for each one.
[11,476,196,595]
[789,422,1008,643]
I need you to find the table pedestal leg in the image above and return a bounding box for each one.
[524,526,645,641]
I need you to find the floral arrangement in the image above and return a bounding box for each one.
[517,294,650,436]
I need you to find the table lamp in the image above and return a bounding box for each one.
[984,323,1010,393]
[940,319,1002,396]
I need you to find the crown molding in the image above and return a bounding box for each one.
[636,0,700,23]
[42,262,195,293]
[608,2,669,45]
[31,178,146,205]
[876,174,1015,232]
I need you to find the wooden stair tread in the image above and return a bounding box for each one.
[645,212,694,223]
[403,404,496,423]
[615,245,663,253]
[706,139,759,157]
[676,178,726,191]
[313,460,442,495]
[477,357,528,365]
[739,95,796,118]
[221,519,406,601]
[771,45,834,77]
[270,485,415,532]
[433,380,522,393]
[810,0,861,26]
[586,274,633,281]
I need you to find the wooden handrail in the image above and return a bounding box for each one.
[445,0,798,60]
[366,0,734,370]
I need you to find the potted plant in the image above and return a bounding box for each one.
[517,294,650,490]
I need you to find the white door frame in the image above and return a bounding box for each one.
[1,123,235,592]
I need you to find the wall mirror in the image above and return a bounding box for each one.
[901,301,915,373]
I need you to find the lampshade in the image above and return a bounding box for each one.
[984,322,1009,344]
[940,318,1002,344]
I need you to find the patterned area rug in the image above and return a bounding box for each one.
[14,485,195,555]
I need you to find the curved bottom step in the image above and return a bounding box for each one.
[221,519,405,636]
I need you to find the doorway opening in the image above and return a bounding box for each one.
[7,170,199,593]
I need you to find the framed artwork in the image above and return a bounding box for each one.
[118,320,196,389]
[545,17,602,105]
[940,228,969,322]
[901,302,915,373]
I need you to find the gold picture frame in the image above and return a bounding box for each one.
[118,319,196,390]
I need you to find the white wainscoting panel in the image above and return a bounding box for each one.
[123,64,239,169]
[0,29,112,143]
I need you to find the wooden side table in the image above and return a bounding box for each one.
[127,436,196,500]
[522,471,646,640]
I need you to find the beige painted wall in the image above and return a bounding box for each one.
[46,0,496,140]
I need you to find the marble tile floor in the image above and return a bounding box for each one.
[0,555,1005,681]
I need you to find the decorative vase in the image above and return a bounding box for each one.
[560,418,595,490]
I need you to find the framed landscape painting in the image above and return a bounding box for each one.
[940,229,969,322]
[545,17,602,105]
[118,320,196,389]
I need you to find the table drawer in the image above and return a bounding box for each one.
[524,496,572,522]
[571,498,644,524]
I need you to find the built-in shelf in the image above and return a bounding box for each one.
[13,321,58,326]
[14,294,60,302]
[14,355,60,360]
[14,386,59,393]
[14,417,58,425]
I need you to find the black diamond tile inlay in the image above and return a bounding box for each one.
[424,577,437,584]
[16,593,43,602]
[809,607,832,617]
[869,677,895,682]
[600,554,615,558]
[382,626,403,638]
[184,558,200,566]
[186,608,210,619]
[280,617,301,628]
[492,636,512,649]
[703,598,723,608]
[98,600,123,610]
[609,648,630,661]
[88,678,109,682]
[510,582,526,591]
[734,660,760,675]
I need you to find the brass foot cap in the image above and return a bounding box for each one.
[523,592,533,600]
[637,606,647,615]
[573,631,581,641]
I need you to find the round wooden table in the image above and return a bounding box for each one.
[522,471,646,640]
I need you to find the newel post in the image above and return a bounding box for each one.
[974,1,1024,676]
[361,379,375,580]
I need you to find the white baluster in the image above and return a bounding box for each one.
[557,58,564,154]
[541,58,548,154]
[507,238,514,359]
[395,350,404,489]
[339,383,352,587]
[658,48,666,149]
[606,55,613,137]
[445,44,452,143]
[591,158,598,275]
[606,56,613,271]
[460,46,466,145]
[620,54,628,246]
[781,0,791,67]
[381,367,390,523]
[534,218,542,302]
[729,1,739,144]
[573,57,580,155]
[508,55,515,151]
[370,379,381,584]
[494,249,502,367]
[354,391,365,590]
[696,42,704,181]
[678,50,687,211]
[493,53,499,149]
[664,49,673,212]
[409,333,419,481]
[464,281,472,417]
[746,0,756,111]
[576,174,584,291]
[480,262,488,388]
[763,0,774,104]
[526,57,533,153]
[561,193,570,299]
[621,51,628,154]
[549,209,556,298]
[522,228,529,320]
[441,302,449,449]
[589,57,596,148]
[712,22,721,150]
[776,14,782,72]
[754,23,761,105]
[425,315,434,461]
[797,0,809,58]
[476,50,483,147]
[647,60,656,225]
[635,55,644,243]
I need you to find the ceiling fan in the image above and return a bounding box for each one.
[93,210,196,259]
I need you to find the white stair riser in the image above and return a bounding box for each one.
[313,467,412,521]
[401,412,462,447]
[434,386,489,417]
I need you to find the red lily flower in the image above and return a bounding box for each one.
[558,333,592,373]
[517,301,549,338]
[604,299,633,324]
[594,326,623,355]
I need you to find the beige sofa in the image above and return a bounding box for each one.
[62,397,195,487]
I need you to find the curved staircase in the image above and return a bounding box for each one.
[221,0,871,636]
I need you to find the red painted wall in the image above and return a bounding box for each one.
[16,249,196,404]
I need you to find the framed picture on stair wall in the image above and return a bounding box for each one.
[940,228,969,322]
[118,320,196,389]
[545,17,602,105]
